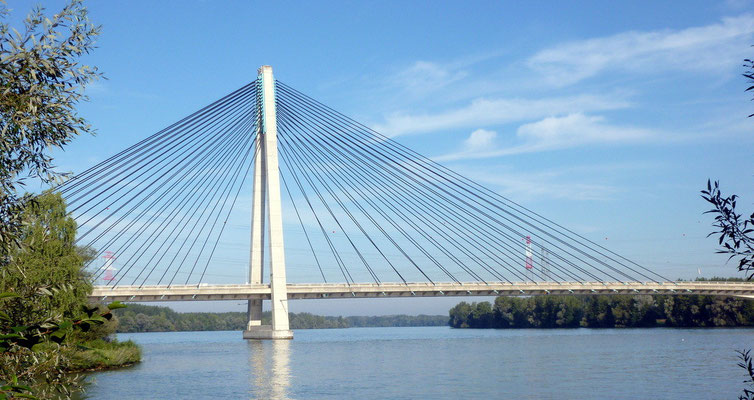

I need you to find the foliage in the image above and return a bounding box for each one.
[113,303,448,332]
[701,180,754,280]
[0,298,125,399]
[0,192,130,398]
[695,276,746,282]
[704,54,754,397]
[744,57,754,117]
[740,349,754,400]
[0,192,93,327]
[0,0,100,259]
[64,339,140,372]
[448,294,754,329]
[738,350,754,400]
[0,1,108,397]
[345,314,447,328]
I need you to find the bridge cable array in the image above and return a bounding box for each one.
[58,81,260,287]
[57,78,673,288]
[273,80,673,286]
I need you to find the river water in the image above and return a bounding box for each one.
[84,326,753,399]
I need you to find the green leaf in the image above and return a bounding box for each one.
[57,320,72,331]
[49,331,66,344]
[0,292,18,300]
[81,305,99,317]
[0,334,21,340]
[84,316,105,325]
[10,326,28,333]
[107,300,127,310]
[12,394,38,399]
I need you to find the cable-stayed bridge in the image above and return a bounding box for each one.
[61,66,754,339]
[92,281,754,301]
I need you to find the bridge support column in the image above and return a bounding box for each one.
[243,65,293,340]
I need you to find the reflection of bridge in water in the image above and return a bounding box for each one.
[249,340,290,399]
[66,65,752,340]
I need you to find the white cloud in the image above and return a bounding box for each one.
[371,94,629,137]
[464,129,497,150]
[490,175,618,202]
[516,113,652,150]
[452,164,622,202]
[528,15,754,86]
[435,113,656,161]
[394,61,467,95]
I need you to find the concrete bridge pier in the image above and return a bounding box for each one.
[243,65,293,340]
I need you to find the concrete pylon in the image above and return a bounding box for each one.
[243,66,293,340]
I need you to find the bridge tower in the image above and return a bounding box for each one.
[243,66,293,340]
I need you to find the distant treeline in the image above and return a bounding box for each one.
[449,295,754,329]
[113,304,447,333]
[687,276,746,281]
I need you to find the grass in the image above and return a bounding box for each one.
[66,339,141,372]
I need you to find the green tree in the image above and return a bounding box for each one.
[0,191,113,398]
[469,302,493,328]
[493,296,515,328]
[449,302,472,328]
[0,192,93,326]
[701,180,754,280]
[0,1,104,396]
[0,0,101,259]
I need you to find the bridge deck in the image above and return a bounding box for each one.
[89,281,754,302]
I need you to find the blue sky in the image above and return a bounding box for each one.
[11,0,754,314]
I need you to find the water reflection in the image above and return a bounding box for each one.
[249,340,291,399]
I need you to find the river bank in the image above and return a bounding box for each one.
[113,304,448,332]
[450,294,754,329]
[66,339,141,372]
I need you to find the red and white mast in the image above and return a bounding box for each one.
[524,236,533,281]
[101,251,117,284]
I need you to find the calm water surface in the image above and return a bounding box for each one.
[84,327,754,399]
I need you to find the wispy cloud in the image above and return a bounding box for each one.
[528,15,754,86]
[725,0,752,11]
[452,163,624,202]
[435,113,657,161]
[493,175,619,202]
[393,61,468,96]
[515,113,654,150]
[84,80,108,95]
[371,95,629,137]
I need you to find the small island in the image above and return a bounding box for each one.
[449,291,754,329]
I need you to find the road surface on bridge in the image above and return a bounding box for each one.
[89,281,754,302]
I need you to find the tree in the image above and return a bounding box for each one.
[449,302,472,328]
[0,191,118,398]
[702,52,754,400]
[469,301,493,328]
[0,0,101,260]
[700,57,754,279]
[701,180,754,280]
[0,2,103,396]
[0,192,93,327]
